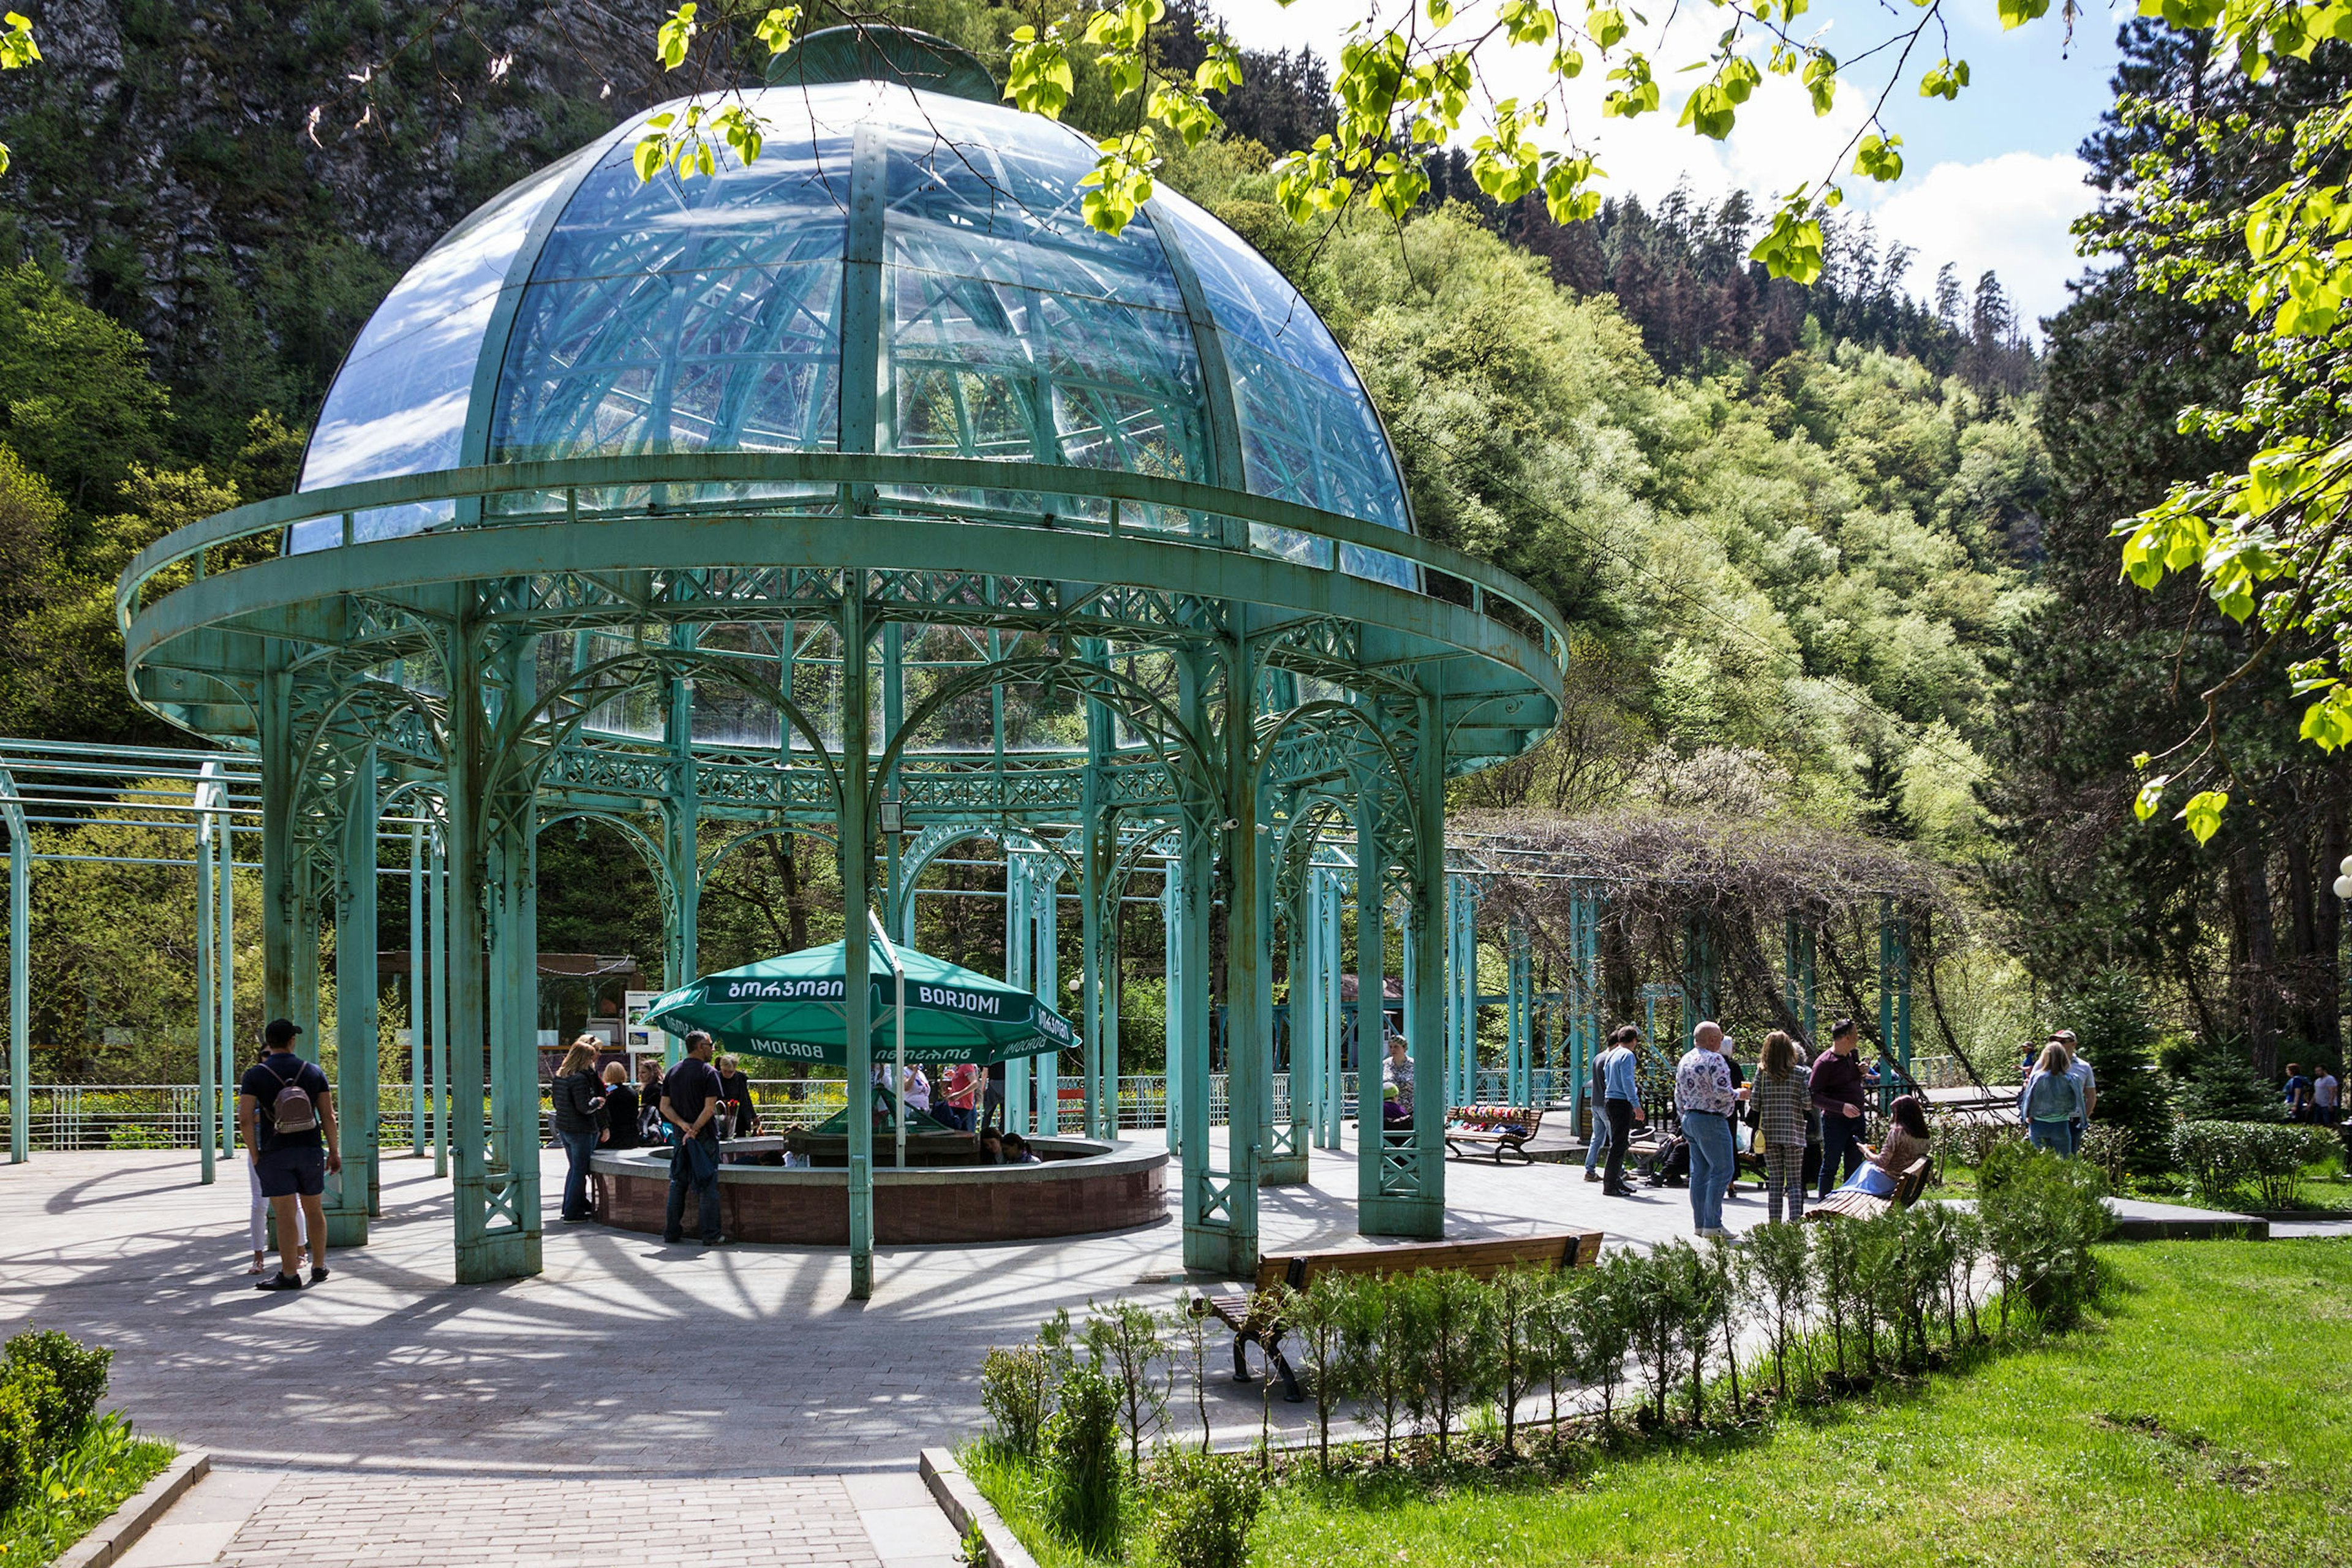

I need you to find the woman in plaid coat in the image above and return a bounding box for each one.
[1751,1030,1812,1224]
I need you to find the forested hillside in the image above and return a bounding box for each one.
[0,1,2330,1077]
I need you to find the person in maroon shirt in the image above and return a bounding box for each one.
[1808,1019,1877,1199]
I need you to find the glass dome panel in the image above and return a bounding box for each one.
[881,94,1209,506]
[491,92,853,477]
[1147,188,1412,582]
[292,144,595,549]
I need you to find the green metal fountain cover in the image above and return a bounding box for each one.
[766,25,999,103]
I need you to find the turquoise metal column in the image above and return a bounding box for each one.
[258,668,298,1028]
[408,819,426,1157]
[1681,914,1717,1052]
[195,773,216,1185]
[328,751,378,1243]
[1353,769,1387,1225]
[1785,913,1819,1045]
[662,658,699,1068]
[216,800,236,1156]
[1219,633,1270,1245]
[1507,921,1532,1106]
[1879,899,1911,1106]
[486,791,540,1273]
[1364,700,1446,1237]
[1175,803,1221,1269]
[842,570,876,1300]
[1161,848,1182,1153]
[1322,867,1344,1150]
[1004,849,1031,1136]
[428,819,450,1179]
[6,771,29,1164]
[1035,852,1061,1135]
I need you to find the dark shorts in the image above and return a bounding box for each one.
[255,1145,326,1199]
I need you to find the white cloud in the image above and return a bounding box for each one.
[1866,151,2097,330]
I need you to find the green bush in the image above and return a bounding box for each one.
[4,1329,110,1460]
[1041,1358,1122,1556]
[1979,1142,2110,1332]
[979,1345,1051,1457]
[2164,1040,2285,1123]
[1142,1444,1265,1568]
[0,1375,38,1517]
[2171,1120,2340,1209]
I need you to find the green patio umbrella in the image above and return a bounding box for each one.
[642,932,1078,1068]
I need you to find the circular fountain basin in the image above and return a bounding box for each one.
[588,1134,1168,1244]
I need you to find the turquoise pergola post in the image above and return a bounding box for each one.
[194,763,216,1185]
[843,571,876,1301]
[1681,914,1718,1051]
[1162,846,1183,1158]
[326,752,377,1245]
[216,789,235,1159]
[1353,768,1386,1222]
[428,816,450,1180]
[1506,919,1533,1106]
[6,769,29,1165]
[407,817,425,1158]
[1785,913,1819,1045]
[1444,873,1475,1109]
[1879,897,1912,1109]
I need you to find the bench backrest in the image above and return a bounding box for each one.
[1893,1156,1932,1209]
[1268,1230,1601,1291]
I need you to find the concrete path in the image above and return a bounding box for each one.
[0,1132,1972,1564]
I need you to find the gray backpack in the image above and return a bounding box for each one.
[268,1059,318,1136]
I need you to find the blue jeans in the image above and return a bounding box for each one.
[2029,1119,2073,1156]
[557,1129,598,1219]
[1819,1111,1866,1198]
[1585,1100,1611,1172]
[1683,1111,1735,1233]
[665,1137,722,1242]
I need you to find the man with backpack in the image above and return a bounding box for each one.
[238,1018,339,1292]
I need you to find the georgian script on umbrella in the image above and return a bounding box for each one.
[723,978,845,1000]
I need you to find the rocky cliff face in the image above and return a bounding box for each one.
[0,0,680,455]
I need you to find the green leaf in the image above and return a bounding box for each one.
[753,6,801,56]
[655,2,698,70]
[2133,775,2169,822]
[1852,132,1904,181]
[0,12,40,71]
[2299,685,2352,751]
[2179,790,2229,845]
[1996,0,2050,28]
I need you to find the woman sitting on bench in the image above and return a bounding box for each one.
[1826,1093,1931,1200]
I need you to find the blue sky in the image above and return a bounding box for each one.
[1219,0,2138,325]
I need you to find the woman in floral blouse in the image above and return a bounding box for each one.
[1673,1022,1744,1238]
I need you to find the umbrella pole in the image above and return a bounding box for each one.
[895,962,907,1169]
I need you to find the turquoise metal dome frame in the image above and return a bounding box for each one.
[115,46,1569,1294]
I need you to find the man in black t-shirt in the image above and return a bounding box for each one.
[238,1018,339,1291]
[658,1031,728,1245]
[981,1058,1008,1134]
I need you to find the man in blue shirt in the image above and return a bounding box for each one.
[1597,1025,1643,1197]
[238,1018,339,1291]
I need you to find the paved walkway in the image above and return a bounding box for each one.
[0,1134,1868,1564]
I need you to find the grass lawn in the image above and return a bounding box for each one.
[0,1417,175,1568]
[977,1240,2351,1568]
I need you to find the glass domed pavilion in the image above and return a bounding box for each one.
[118,33,1567,1293]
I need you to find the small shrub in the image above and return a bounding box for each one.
[1142,1444,1266,1568]
[0,1375,38,1516]
[4,1329,111,1460]
[2076,1123,2134,1188]
[2172,1120,2340,1208]
[1041,1358,1122,1556]
[1281,1272,1356,1472]
[1980,1141,2110,1332]
[1083,1300,1167,1474]
[1741,1219,1812,1398]
[979,1346,1050,1457]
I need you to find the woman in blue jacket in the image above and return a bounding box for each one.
[2020,1042,2084,1155]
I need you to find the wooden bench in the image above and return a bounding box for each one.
[1190,1231,1604,1401]
[1806,1156,1933,1223]
[1442,1104,1546,1164]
